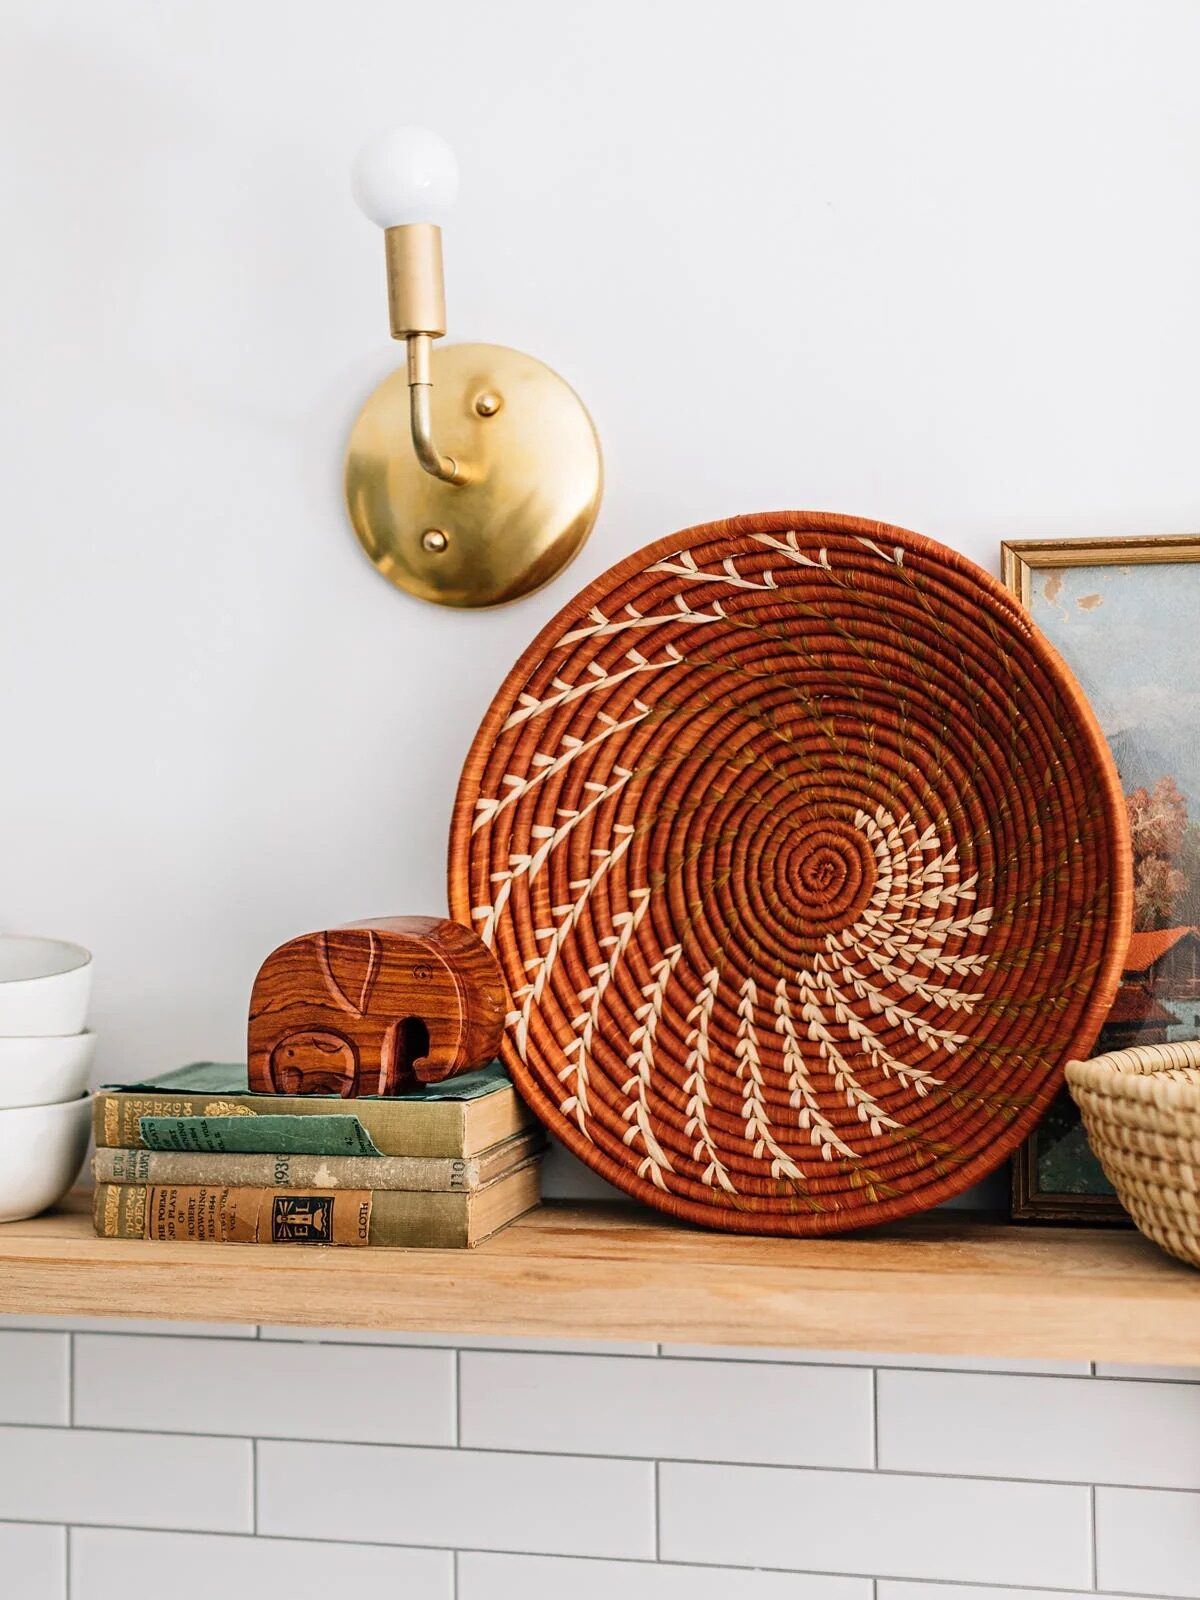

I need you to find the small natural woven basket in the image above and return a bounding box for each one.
[1066,1041,1200,1268]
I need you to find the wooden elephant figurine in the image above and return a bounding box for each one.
[248,916,508,1096]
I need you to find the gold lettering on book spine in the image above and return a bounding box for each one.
[126,1184,147,1238]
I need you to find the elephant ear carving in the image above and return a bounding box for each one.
[270,1030,358,1095]
[317,928,381,1016]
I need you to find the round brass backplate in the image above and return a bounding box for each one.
[345,342,603,608]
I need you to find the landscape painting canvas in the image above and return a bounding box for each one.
[1003,536,1200,1219]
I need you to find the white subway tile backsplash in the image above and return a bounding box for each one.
[260,1325,656,1353]
[70,1528,454,1600]
[659,1342,1090,1374]
[0,1316,1198,1590]
[1097,1486,1200,1599]
[660,1462,1091,1587]
[0,1426,251,1531]
[74,1332,455,1444]
[459,1552,872,1598]
[0,1521,65,1600]
[258,1440,655,1558]
[0,1333,69,1425]
[878,1369,1200,1488]
[460,1350,872,1467]
[0,1314,256,1337]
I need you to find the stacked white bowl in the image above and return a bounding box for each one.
[0,937,94,1222]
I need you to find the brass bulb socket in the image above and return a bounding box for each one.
[384,223,446,339]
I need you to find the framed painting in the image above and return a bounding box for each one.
[1002,534,1200,1222]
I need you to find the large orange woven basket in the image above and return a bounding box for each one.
[449,512,1132,1234]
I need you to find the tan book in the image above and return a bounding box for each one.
[93,1061,532,1159]
[92,1159,541,1249]
[92,1127,545,1191]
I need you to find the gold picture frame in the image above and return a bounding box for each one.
[1002,534,1200,1222]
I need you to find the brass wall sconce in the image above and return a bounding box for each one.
[345,128,603,609]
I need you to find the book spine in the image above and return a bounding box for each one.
[92,1184,473,1247]
[93,1179,146,1240]
[93,1092,468,1157]
[93,1147,480,1191]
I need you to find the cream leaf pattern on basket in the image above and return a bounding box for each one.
[473,794,992,1196]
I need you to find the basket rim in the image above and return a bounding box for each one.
[1067,1041,1200,1109]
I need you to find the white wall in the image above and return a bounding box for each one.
[3,3,1200,1596]
[5,0,1200,1085]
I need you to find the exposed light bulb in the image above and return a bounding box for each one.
[351,127,459,228]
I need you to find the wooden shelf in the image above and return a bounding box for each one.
[2,1192,1199,1363]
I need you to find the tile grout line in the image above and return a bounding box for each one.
[0,1418,1190,1491]
[453,1546,460,1599]
[14,1324,1173,1379]
[244,1339,1112,1379]
[252,1438,259,1535]
[64,1523,71,1600]
[17,1324,1199,1384]
[68,1332,75,1427]
[654,1459,662,1562]
[871,1366,879,1469]
[1089,1481,1097,1589]
[0,1521,1157,1593]
[455,1348,462,1447]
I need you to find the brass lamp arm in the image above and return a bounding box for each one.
[382,225,469,486]
[406,335,468,485]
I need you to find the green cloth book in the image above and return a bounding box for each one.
[139,1114,386,1155]
[94,1061,533,1159]
[102,1060,511,1099]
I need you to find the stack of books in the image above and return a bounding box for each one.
[91,1061,543,1248]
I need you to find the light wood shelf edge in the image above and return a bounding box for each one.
[2,1193,1198,1364]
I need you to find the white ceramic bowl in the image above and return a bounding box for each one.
[0,1031,96,1110]
[0,937,92,1036]
[0,1094,91,1222]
